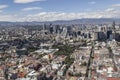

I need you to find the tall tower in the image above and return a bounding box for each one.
[112,21,115,29]
[112,21,116,40]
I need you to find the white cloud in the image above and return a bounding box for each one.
[0,11,119,22]
[22,7,42,11]
[112,4,120,7]
[88,1,96,5]
[0,14,18,21]
[14,0,45,4]
[105,8,115,12]
[0,5,8,13]
[17,10,120,22]
[0,6,120,22]
[0,5,8,9]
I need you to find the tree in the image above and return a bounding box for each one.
[53,45,75,55]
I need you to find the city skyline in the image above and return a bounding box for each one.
[0,0,120,21]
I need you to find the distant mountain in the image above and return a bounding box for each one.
[51,18,120,24]
[0,18,120,25]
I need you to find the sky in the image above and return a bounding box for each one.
[0,0,120,22]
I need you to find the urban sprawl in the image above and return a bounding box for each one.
[0,22,120,80]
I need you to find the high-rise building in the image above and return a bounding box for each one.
[67,26,73,36]
[97,32,107,41]
[94,32,98,40]
[107,30,112,40]
[77,31,81,35]
[115,33,120,41]
[49,23,54,34]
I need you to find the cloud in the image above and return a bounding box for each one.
[0,5,8,13]
[88,1,96,5]
[0,5,8,9]
[105,8,115,12]
[0,6,120,22]
[105,4,120,12]
[0,14,18,21]
[22,7,42,11]
[112,4,120,7]
[17,10,120,21]
[14,0,45,4]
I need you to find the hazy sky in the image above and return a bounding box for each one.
[0,0,120,21]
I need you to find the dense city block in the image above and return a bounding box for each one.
[0,22,120,80]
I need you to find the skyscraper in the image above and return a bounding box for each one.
[107,30,112,40]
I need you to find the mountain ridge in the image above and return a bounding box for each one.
[0,18,120,25]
